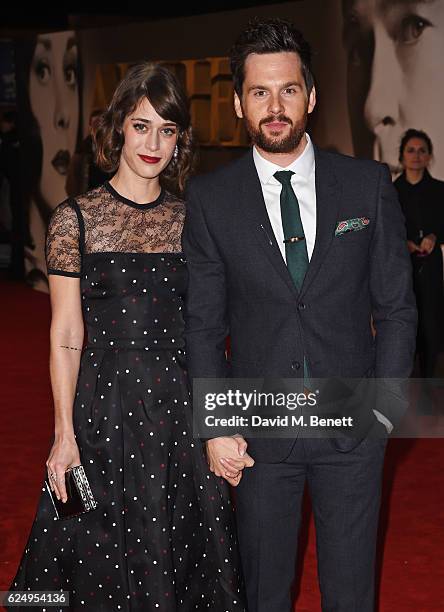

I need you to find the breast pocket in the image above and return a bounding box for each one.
[332,227,371,248]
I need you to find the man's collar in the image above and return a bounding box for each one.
[253,132,315,185]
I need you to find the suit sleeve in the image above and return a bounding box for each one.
[369,164,418,426]
[182,181,229,382]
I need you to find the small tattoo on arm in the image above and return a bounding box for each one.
[60,345,81,351]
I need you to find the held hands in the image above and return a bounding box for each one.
[205,434,255,487]
[46,435,81,503]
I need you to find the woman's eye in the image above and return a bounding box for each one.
[64,65,77,87]
[35,60,50,84]
[133,123,147,132]
[161,128,176,136]
[399,15,432,44]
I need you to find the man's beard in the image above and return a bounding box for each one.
[244,112,307,153]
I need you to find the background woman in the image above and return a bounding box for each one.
[394,129,444,382]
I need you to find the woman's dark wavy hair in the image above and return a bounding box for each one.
[399,128,433,163]
[229,17,314,97]
[94,62,194,194]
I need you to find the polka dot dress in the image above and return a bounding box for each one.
[8,183,246,611]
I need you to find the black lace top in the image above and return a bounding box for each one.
[45,182,185,277]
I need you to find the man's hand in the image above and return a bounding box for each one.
[205,434,255,486]
[407,240,421,254]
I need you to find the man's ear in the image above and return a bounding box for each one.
[234,91,243,119]
[307,86,317,115]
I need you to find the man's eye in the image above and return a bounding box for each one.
[283,88,296,95]
[254,90,267,97]
[399,15,432,44]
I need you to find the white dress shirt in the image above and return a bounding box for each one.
[253,132,316,262]
[252,133,392,433]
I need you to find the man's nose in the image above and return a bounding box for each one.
[267,92,284,115]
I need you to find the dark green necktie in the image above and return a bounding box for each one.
[274,170,309,292]
[275,170,310,382]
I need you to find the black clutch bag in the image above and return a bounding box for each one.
[45,465,98,520]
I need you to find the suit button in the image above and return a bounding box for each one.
[298,302,306,310]
[291,361,301,370]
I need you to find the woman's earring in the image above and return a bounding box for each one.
[173,145,179,160]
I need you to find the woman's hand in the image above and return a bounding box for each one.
[46,435,81,503]
[419,233,437,255]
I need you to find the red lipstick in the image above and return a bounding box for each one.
[138,154,161,164]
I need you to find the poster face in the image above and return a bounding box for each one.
[17,30,81,291]
[342,0,444,177]
[29,31,79,208]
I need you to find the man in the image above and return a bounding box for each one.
[342,0,444,179]
[183,18,417,612]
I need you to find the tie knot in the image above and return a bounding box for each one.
[274,170,294,186]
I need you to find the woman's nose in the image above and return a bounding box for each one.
[145,131,160,152]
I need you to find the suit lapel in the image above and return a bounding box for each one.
[299,146,342,297]
[239,151,299,298]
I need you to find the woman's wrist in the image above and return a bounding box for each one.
[54,429,76,442]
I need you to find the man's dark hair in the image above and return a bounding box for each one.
[399,129,433,162]
[229,18,314,97]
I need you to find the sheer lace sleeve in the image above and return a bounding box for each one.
[45,199,82,277]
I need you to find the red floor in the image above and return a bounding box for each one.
[0,280,443,611]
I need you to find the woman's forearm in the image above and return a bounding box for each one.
[49,326,84,440]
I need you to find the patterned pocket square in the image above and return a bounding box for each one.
[335,217,370,236]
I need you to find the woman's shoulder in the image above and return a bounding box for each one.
[393,172,405,187]
[49,196,80,225]
[70,183,109,210]
[429,175,444,190]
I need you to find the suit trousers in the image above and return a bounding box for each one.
[235,434,387,612]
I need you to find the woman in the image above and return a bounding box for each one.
[16,31,82,291]
[394,129,444,380]
[9,63,245,611]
